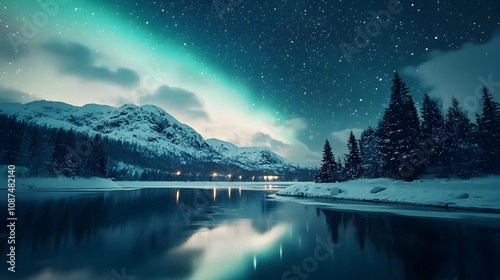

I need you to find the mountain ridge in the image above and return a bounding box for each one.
[0,100,314,173]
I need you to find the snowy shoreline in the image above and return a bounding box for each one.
[3,176,122,190]
[276,176,500,213]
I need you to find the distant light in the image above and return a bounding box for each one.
[227,174,232,178]
[212,172,218,177]
[239,175,242,180]
[176,171,181,176]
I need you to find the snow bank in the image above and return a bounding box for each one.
[11,176,120,190]
[277,176,500,212]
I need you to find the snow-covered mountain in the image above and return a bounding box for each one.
[206,138,289,170]
[0,100,309,173]
[0,101,215,159]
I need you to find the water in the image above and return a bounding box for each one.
[1,186,500,280]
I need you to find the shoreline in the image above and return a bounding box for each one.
[276,176,500,213]
[276,192,500,214]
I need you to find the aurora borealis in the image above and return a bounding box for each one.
[1,0,500,162]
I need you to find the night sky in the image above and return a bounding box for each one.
[1,0,500,163]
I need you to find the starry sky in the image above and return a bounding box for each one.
[1,0,500,163]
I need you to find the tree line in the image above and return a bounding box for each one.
[0,116,107,178]
[317,72,500,183]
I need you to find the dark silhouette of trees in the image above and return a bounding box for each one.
[317,139,337,183]
[477,86,500,174]
[345,131,364,180]
[317,73,499,183]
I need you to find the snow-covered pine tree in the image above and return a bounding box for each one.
[378,72,421,181]
[477,86,500,174]
[402,94,421,141]
[345,131,364,180]
[318,139,337,183]
[360,126,382,178]
[444,98,477,178]
[337,156,347,182]
[420,93,445,171]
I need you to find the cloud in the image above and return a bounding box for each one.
[329,128,365,158]
[249,131,320,163]
[0,86,40,103]
[404,35,500,116]
[276,118,307,130]
[138,85,210,121]
[331,128,364,143]
[251,132,287,150]
[42,41,140,87]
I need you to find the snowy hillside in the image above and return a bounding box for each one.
[0,101,309,173]
[0,101,215,158]
[206,138,290,171]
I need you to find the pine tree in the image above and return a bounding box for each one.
[82,133,107,177]
[345,131,364,180]
[2,117,23,164]
[52,128,77,178]
[27,126,41,176]
[378,72,421,181]
[52,128,67,176]
[360,127,382,178]
[402,95,421,141]
[65,129,78,178]
[336,156,346,182]
[318,139,337,183]
[477,86,500,173]
[92,134,108,177]
[420,94,445,169]
[444,98,477,178]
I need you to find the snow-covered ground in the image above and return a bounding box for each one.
[277,176,500,212]
[7,176,121,190]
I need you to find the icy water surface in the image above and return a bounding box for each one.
[1,187,500,280]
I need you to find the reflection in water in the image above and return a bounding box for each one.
[322,209,500,280]
[0,187,498,280]
[170,220,287,280]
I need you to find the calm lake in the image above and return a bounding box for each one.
[1,186,500,280]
